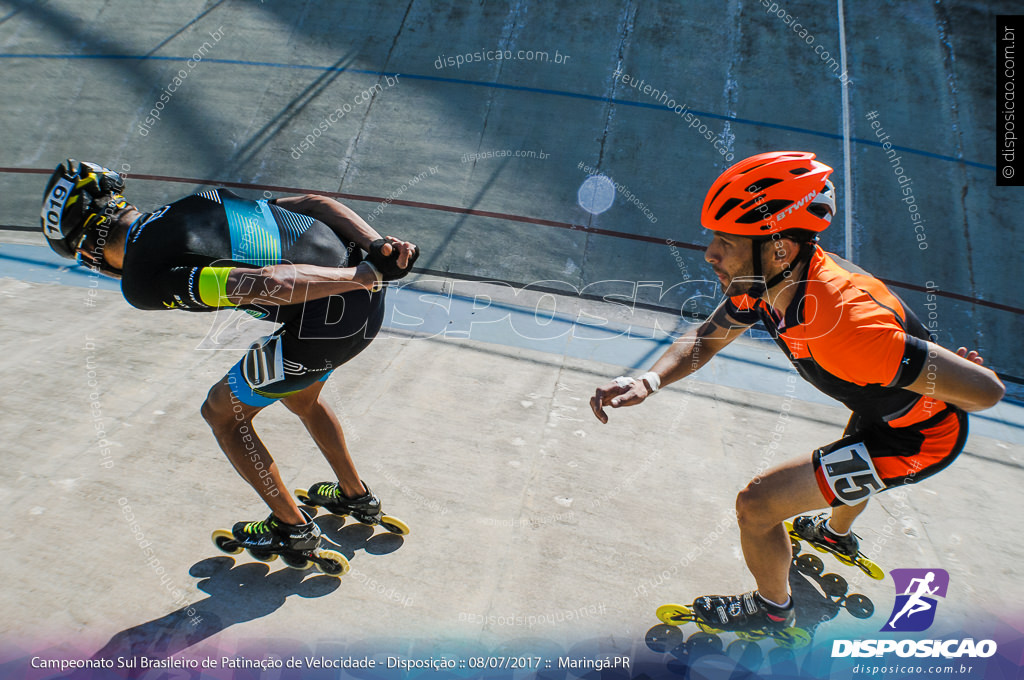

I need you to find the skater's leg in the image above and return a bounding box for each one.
[281,380,367,498]
[735,456,830,605]
[201,374,306,525]
[827,500,868,534]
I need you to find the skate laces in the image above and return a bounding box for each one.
[243,519,270,535]
[314,482,342,500]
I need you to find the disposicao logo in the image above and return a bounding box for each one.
[831,567,997,659]
[882,568,949,632]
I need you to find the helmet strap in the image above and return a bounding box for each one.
[747,240,767,299]
[749,238,814,299]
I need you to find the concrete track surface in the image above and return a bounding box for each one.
[1,2,1022,679]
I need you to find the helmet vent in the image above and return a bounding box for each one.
[708,183,730,206]
[735,199,792,223]
[808,203,831,218]
[739,194,767,210]
[714,197,744,221]
[745,178,782,193]
[789,167,810,175]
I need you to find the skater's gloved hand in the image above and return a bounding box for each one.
[590,376,651,424]
[956,347,985,365]
[367,236,419,280]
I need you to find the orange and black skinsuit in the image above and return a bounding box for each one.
[725,245,966,506]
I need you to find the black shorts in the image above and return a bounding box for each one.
[812,397,968,507]
[228,289,385,406]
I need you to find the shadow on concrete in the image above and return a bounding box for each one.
[313,514,406,558]
[91,556,339,667]
[90,512,405,665]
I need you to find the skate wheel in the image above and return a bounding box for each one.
[248,549,278,563]
[846,593,874,619]
[858,557,885,580]
[314,549,350,576]
[211,530,243,555]
[790,537,801,555]
[656,603,694,627]
[795,553,824,575]
[379,515,410,535]
[820,572,848,597]
[294,488,312,504]
[775,627,811,649]
[735,630,767,642]
[695,621,724,635]
[281,553,311,570]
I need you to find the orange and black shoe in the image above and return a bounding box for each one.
[792,512,859,558]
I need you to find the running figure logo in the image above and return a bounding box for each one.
[881,568,950,632]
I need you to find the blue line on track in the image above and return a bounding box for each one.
[0,53,995,171]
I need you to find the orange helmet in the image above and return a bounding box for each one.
[701,151,835,237]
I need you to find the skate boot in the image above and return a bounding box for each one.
[792,513,859,557]
[692,591,795,633]
[656,591,809,649]
[787,513,884,580]
[211,510,349,575]
[295,481,409,535]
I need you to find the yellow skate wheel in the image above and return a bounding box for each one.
[834,551,858,568]
[735,630,767,642]
[211,530,243,555]
[379,515,410,535]
[294,488,311,504]
[656,603,694,627]
[315,549,350,576]
[775,627,811,649]
[859,557,885,580]
[248,549,277,563]
[696,621,725,635]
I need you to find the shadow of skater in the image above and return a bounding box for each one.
[311,513,405,557]
[92,555,339,667]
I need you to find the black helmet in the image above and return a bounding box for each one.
[40,159,127,262]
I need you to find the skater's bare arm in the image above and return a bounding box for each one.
[590,302,751,423]
[905,344,1005,412]
[221,262,382,306]
[273,194,381,251]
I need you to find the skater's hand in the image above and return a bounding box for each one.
[590,378,650,424]
[368,236,419,280]
[956,347,985,365]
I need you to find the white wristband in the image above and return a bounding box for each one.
[362,261,383,292]
[639,371,661,393]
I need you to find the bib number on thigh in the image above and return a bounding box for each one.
[242,334,285,389]
[818,441,885,505]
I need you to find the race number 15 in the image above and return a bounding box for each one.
[820,441,885,505]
